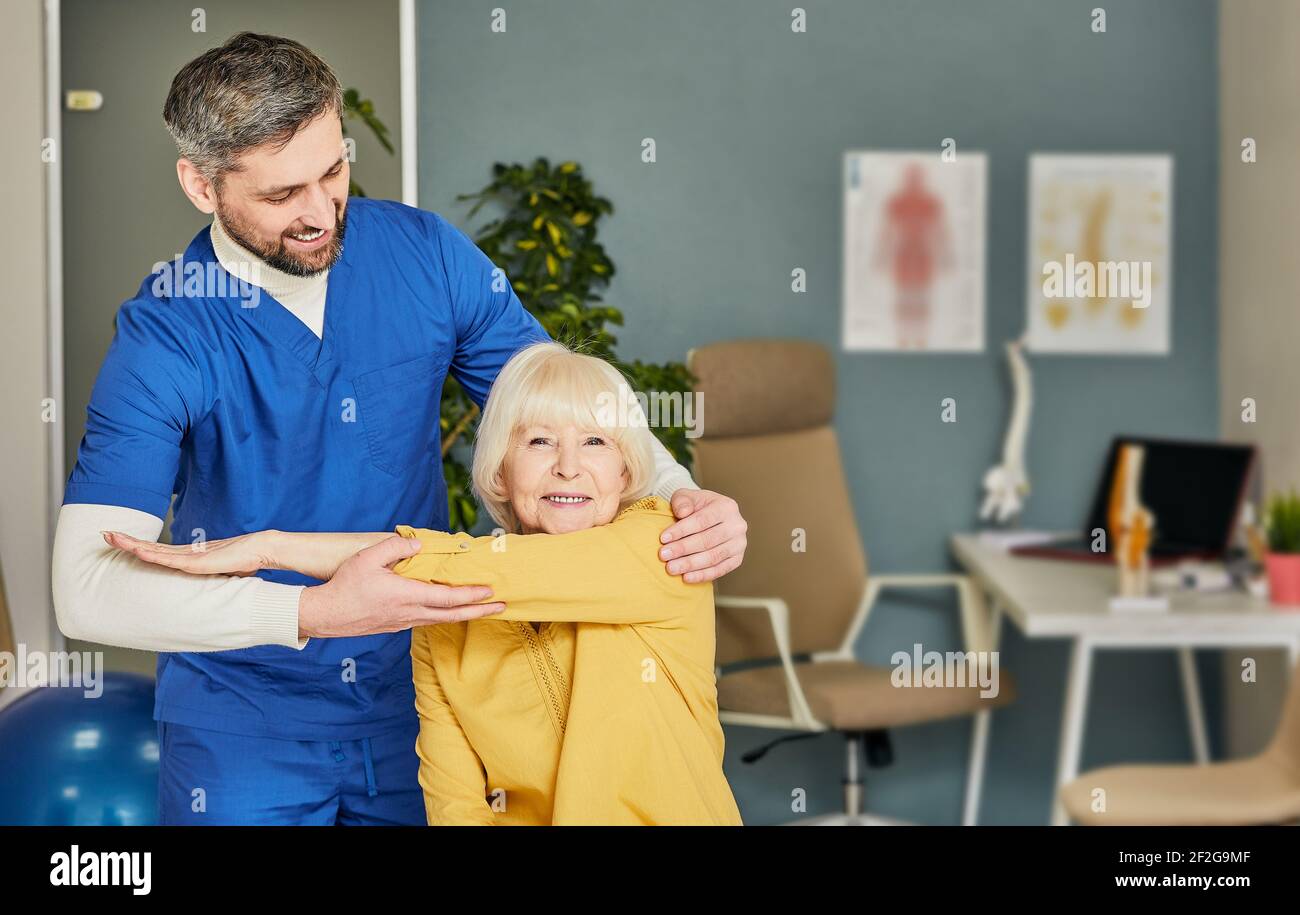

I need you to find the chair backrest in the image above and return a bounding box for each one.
[688,340,868,665]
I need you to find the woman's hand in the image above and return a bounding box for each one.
[102,530,278,576]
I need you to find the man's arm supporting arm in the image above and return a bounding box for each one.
[53,503,307,652]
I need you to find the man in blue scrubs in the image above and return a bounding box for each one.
[53,32,748,825]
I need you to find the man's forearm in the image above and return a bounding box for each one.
[53,503,307,652]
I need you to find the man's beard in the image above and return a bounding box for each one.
[216,200,348,278]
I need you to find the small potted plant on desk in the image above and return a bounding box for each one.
[1264,490,1300,607]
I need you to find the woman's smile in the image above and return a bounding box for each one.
[542,492,592,506]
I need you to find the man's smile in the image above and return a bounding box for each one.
[284,224,332,251]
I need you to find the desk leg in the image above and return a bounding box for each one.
[1178,647,1210,764]
[1051,637,1093,826]
[963,709,992,827]
[962,597,1002,827]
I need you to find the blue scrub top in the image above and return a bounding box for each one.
[65,198,549,740]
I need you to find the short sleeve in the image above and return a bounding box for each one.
[63,299,205,519]
[429,212,549,408]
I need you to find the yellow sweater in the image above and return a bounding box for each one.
[393,496,743,826]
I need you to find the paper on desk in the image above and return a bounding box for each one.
[976,529,1065,551]
[1108,594,1171,613]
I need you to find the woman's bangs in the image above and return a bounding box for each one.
[514,357,629,437]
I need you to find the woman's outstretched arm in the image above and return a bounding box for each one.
[102,528,393,582]
[392,497,708,626]
[104,497,708,626]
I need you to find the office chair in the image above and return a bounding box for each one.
[1060,658,1300,825]
[688,338,1015,825]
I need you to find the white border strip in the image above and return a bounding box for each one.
[399,0,418,206]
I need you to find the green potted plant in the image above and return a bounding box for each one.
[1264,490,1300,606]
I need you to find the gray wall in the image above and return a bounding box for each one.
[418,0,1222,824]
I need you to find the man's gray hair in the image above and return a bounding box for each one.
[162,32,343,183]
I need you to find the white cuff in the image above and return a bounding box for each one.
[250,580,309,650]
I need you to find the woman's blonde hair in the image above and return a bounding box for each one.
[471,341,657,532]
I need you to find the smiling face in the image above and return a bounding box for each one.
[503,423,628,534]
[471,341,657,535]
[179,109,350,277]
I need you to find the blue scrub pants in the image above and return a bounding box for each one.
[157,720,426,825]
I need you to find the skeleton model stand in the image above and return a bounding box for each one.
[980,340,1032,525]
[1107,443,1169,612]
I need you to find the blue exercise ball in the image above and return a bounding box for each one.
[0,671,158,825]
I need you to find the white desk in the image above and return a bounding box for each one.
[949,533,1300,825]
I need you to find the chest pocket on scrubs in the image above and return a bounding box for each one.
[352,352,449,477]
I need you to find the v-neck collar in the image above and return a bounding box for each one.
[199,225,355,387]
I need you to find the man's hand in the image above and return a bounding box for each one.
[658,489,747,584]
[298,536,504,639]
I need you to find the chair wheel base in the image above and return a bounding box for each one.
[786,811,913,826]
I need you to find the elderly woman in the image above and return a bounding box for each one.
[106,341,743,826]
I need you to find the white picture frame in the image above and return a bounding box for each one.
[842,150,986,353]
[1024,154,1173,355]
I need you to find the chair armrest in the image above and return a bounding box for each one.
[715,596,821,728]
[869,573,969,588]
[824,573,992,660]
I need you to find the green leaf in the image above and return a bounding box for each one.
[341,86,394,155]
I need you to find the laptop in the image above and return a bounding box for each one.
[1011,436,1257,566]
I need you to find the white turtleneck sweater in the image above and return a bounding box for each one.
[209,213,328,337]
[52,217,696,654]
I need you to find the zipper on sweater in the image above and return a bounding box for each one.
[515,622,568,734]
[536,627,570,714]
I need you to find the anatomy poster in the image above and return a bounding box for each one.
[842,150,986,352]
[1024,154,1172,354]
